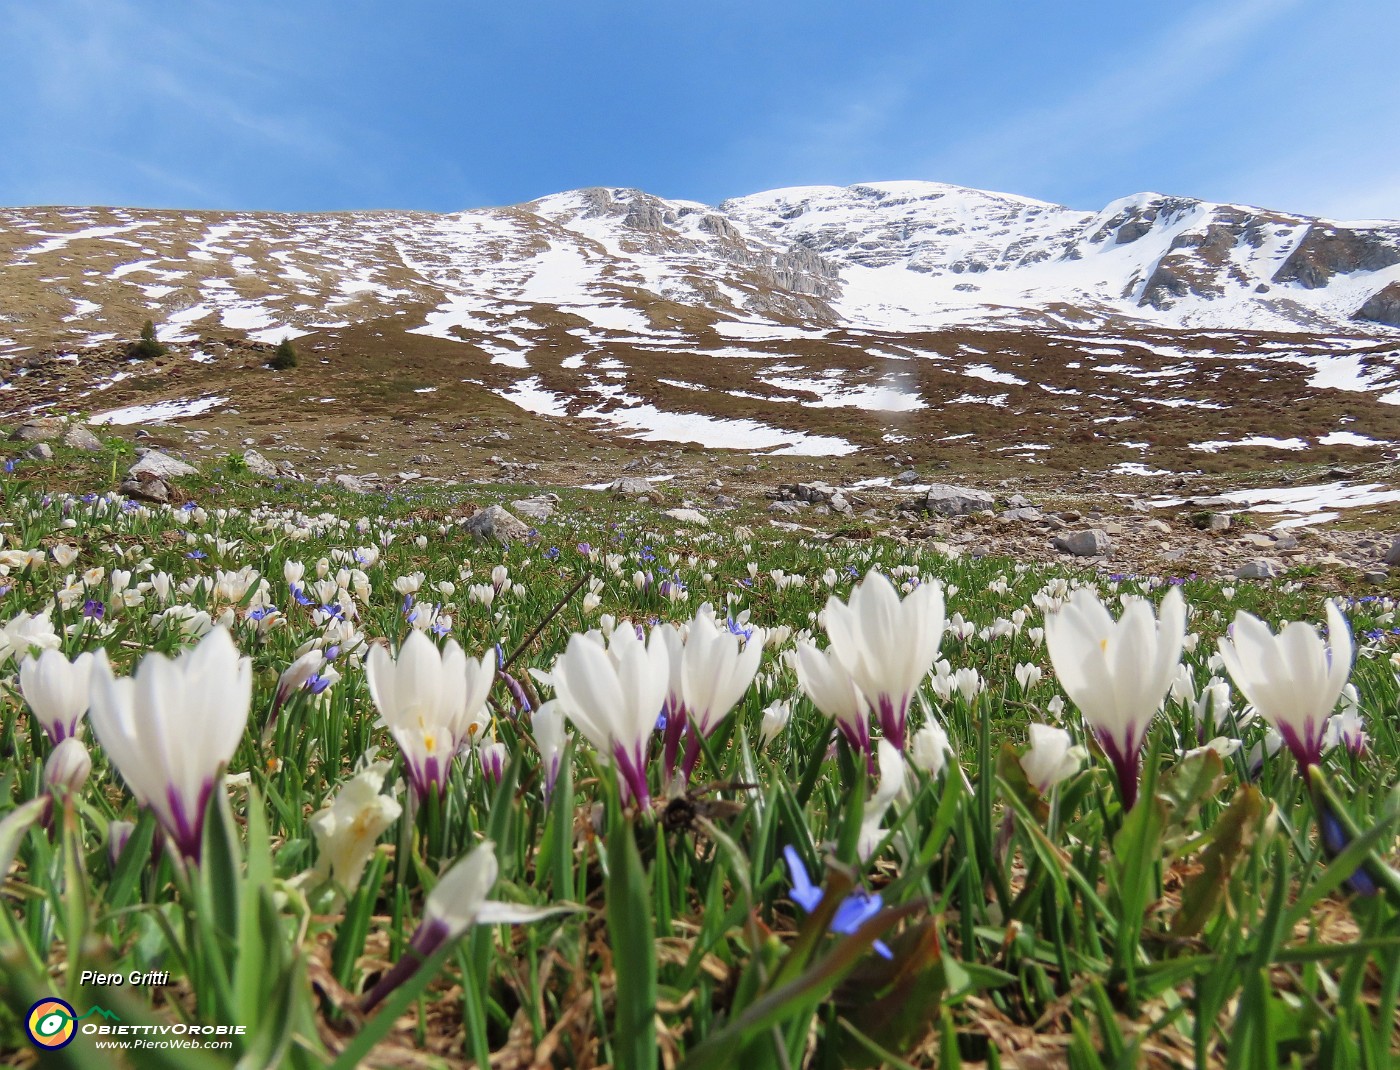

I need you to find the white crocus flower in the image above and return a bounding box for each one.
[858,740,906,860]
[1323,685,1367,757]
[552,622,669,809]
[0,608,62,666]
[1044,587,1185,810]
[759,700,790,747]
[87,627,252,860]
[365,631,494,802]
[1019,724,1085,794]
[909,719,950,778]
[795,640,870,755]
[45,737,92,799]
[823,571,945,750]
[1216,601,1352,773]
[531,700,571,801]
[673,607,765,782]
[308,760,402,894]
[19,649,95,743]
[361,840,577,1011]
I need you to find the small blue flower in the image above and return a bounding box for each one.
[782,846,892,959]
[82,598,105,620]
[291,583,314,606]
[545,546,560,561]
[306,673,333,696]
[248,606,275,621]
[186,550,207,560]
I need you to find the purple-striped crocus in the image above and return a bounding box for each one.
[19,648,95,744]
[551,623,669,809]
[1044,587,1185,810]
[1216,601,1352,774]
[365,631,494,802]
[822,571,945,751]
[87,627,252,860]
[795,639,870,756]
[531,700,570,802]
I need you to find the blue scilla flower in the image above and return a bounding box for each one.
[783,846,892,959]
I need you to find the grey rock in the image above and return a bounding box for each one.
[768,501,803,514]
[713,494,739,509]
[1001,507,1042,522]
[1053,529,1113,557]
[609,476,656,498]
[1363,569,1390,584]
[120,475,169,504]
[62,425,105,452]
[333,473,367,493]
[274,460,301,479]
[464,505,530,543]
[924,483,996,516]
[9,418,66,443]
[242,449,279,478]
[1235,558,1283,580]
[662,508,710,526]
[24,443,54,460]
[1385,537,1400,567]
[896,469,922,484]
[828,493,852,514]
[127,451,197,481]
[1199,512,1232,532]
[511,497,555,522]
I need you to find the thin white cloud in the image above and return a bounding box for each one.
[921,0,1305,199]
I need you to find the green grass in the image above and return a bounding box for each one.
[0,459,1397,1068]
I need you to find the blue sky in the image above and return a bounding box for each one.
[2,0,1397,218]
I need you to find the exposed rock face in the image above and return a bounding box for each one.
[1355,282,1400,327]
[1273,226,1400,289]
[464,505,530,543]
[128,451,197,480]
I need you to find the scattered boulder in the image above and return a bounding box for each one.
[127,451,197,481]
[1192,512,1232,532]
[896,469,922,484]
[1054,529,1113,557]
[1235,558,1283,580]
[24,443,53,461]
[1385,537,1400,567]
[120,475,169,504]
[242,449,279,478]
[924,483,996,516]
[662,508,710,526]
[511,497,555,522]
[333,473,368,493]
[464,505,530,543]
[609,477,656,498]
[8,418,66,443]
[62,424,105,452]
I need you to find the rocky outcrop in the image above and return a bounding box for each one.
[1354,282,1400,328]
[1273,226,1400,289]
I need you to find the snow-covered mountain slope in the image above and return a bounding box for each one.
[722,182,1400,333]
[4,180,1400,475]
